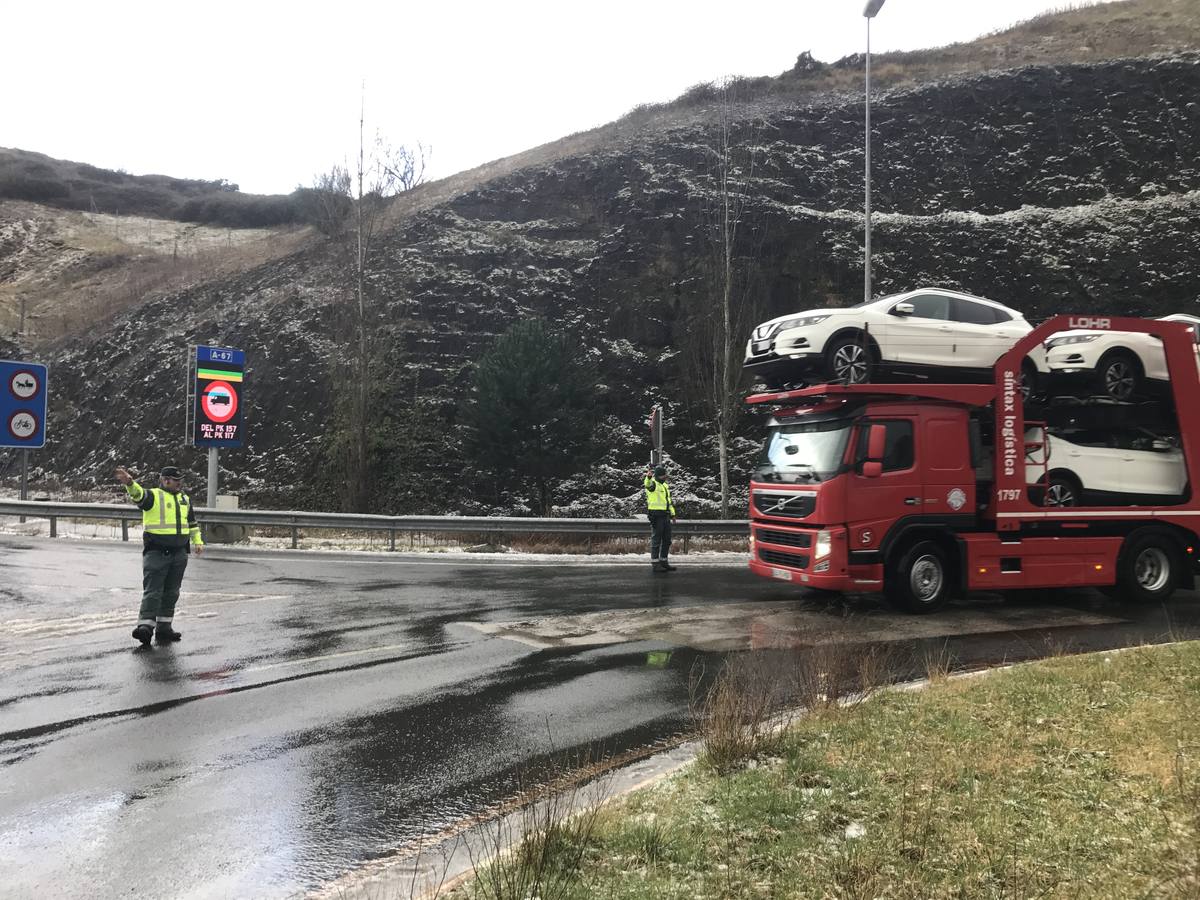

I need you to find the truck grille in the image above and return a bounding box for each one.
[759,548,810,569]
[756,529,812,549]
[752,492,816,519]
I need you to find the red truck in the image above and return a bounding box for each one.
[746,315,1200,612]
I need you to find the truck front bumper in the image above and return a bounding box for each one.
[748,524,880,591]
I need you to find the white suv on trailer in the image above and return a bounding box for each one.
[744,287,1046,390]
[1044,313,1200,401]
[1026,427,1187,507]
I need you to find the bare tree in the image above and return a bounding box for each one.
[319,89,430,511]
[682,78,768,518]
[304,166,353,237]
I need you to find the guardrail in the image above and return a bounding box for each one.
[0,500,748,550]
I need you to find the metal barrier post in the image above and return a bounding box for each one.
[291,524,298,549]
[389,529,395,552]
[50,516,57,538]
[121,519,128,541]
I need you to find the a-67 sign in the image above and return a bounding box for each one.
[191,345,245,448]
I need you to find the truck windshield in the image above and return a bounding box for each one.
[756,419,853,483]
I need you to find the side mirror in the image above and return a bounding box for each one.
[867,424,887,459]
[891,302,914,317]
[861,424,886,478]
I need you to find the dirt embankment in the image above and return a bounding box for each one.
[0,200,312,346]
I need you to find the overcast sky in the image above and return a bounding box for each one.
[5,0,1120,195]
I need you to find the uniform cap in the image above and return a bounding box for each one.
[653,465,667,479]
[160,466,183,479]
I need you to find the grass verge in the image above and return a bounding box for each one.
[453,641,1200,899]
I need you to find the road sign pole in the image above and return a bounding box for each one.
[207,447,218,508]
[649,405,663,466]
[18,449,27,524]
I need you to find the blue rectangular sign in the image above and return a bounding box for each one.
[0,359,49,449]
[193,345,245,448]
[198,346,245,367]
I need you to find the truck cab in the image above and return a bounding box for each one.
[749,391,980,608]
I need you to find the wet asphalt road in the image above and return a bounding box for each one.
[2,535,1200,899]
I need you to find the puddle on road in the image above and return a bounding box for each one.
[461,601,1126,652]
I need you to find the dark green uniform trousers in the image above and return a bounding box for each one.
[139,546,190,625]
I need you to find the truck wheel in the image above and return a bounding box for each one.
[887,541,951,614]
[824,335,873,385]
[1116,531,1180,604]
[1098,352,1141,401]
[1043,472,1081,507]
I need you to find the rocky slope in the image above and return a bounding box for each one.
[6,50,1200,515]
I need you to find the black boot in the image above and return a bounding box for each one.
[661,560,678,571]
[155,625,182,644]
[132,624,153,646]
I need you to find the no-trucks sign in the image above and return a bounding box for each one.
[0,359,48,449]
[191,346,245,448]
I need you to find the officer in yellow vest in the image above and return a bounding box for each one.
[643,464,677,572]
[115,465,204,646]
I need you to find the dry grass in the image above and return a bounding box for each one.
[692,642,902,776]
[691,654,787,775]
[463,769,609,900]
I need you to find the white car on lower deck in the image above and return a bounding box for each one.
[1025,427,1187,506]
[1044,313,1200,401]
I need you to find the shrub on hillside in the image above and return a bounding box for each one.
[175,192,300,228]
[0,176,69,202]
[677,81,719,106]
[75,163,127,184]
[291,186,354,235]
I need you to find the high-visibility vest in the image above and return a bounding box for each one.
[127,482,204,546]
[644,477,675,515]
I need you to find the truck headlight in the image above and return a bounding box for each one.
[815,529,832,560]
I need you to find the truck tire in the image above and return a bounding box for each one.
[824,334,873,385]
[1097,352,1141,401]
[886,540,951,614]
[1115,530,1180,604]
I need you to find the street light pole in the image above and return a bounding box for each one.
[863,0,886,304]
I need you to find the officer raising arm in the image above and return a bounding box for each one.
[643,463,677,572]
[116,465,204,647]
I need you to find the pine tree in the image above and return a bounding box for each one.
[463,319,597,515]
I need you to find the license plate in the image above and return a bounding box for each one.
[770,567,792,581]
